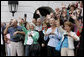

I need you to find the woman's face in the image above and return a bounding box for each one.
[37,19,41,26]
[64,25,71,32]
[50,13,54,18]
[62,10,67,17]
[32,19,37,25]
[80,1,83,7]
[49,18,55,26]
[26,24,30,30]
[46,15,51,19]
[76,9,81,15]
[70,7,74,12]
[36,21,41,26]
[43,24,47,29]
[62,13,67,17]
[55,20,60,27]
[30,25,34,30]
[56,13,60,18]
[78,19,82,25]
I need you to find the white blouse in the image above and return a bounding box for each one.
[27,31,34,45]
[61,31,80,49]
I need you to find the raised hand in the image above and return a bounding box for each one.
[71,13,77,20]
[6,23,11,28]
[36,10,41,15]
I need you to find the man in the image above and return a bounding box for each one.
[4,19,13,56]
[4,19,25,56]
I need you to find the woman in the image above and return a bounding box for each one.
[21,23,40,56]
[61,9,69,25]
[4,34,11,56]
[70,13,83,56]
[61,21,80,56]
[44,18,62,56]
[42,22,49,56]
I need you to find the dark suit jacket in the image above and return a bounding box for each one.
[1,25,6,45]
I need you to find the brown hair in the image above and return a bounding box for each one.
[64,21,73,30]
[43,22,48,26]
[70,5,75,10]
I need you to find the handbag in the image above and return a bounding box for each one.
[55,40,62,51]
[55,36,66,51]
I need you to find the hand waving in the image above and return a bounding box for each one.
[71,13,77,20]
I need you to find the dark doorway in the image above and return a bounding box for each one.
[33,6,54,20]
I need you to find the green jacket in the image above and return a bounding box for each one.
[21,24,39,45]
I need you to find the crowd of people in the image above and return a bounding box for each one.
[1,1,83,56]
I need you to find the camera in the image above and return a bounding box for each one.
[24,14,27,18]
[64,34,68,36]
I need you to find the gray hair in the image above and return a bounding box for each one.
[29,23,36,28]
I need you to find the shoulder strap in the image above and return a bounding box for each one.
[61,36,67,44]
